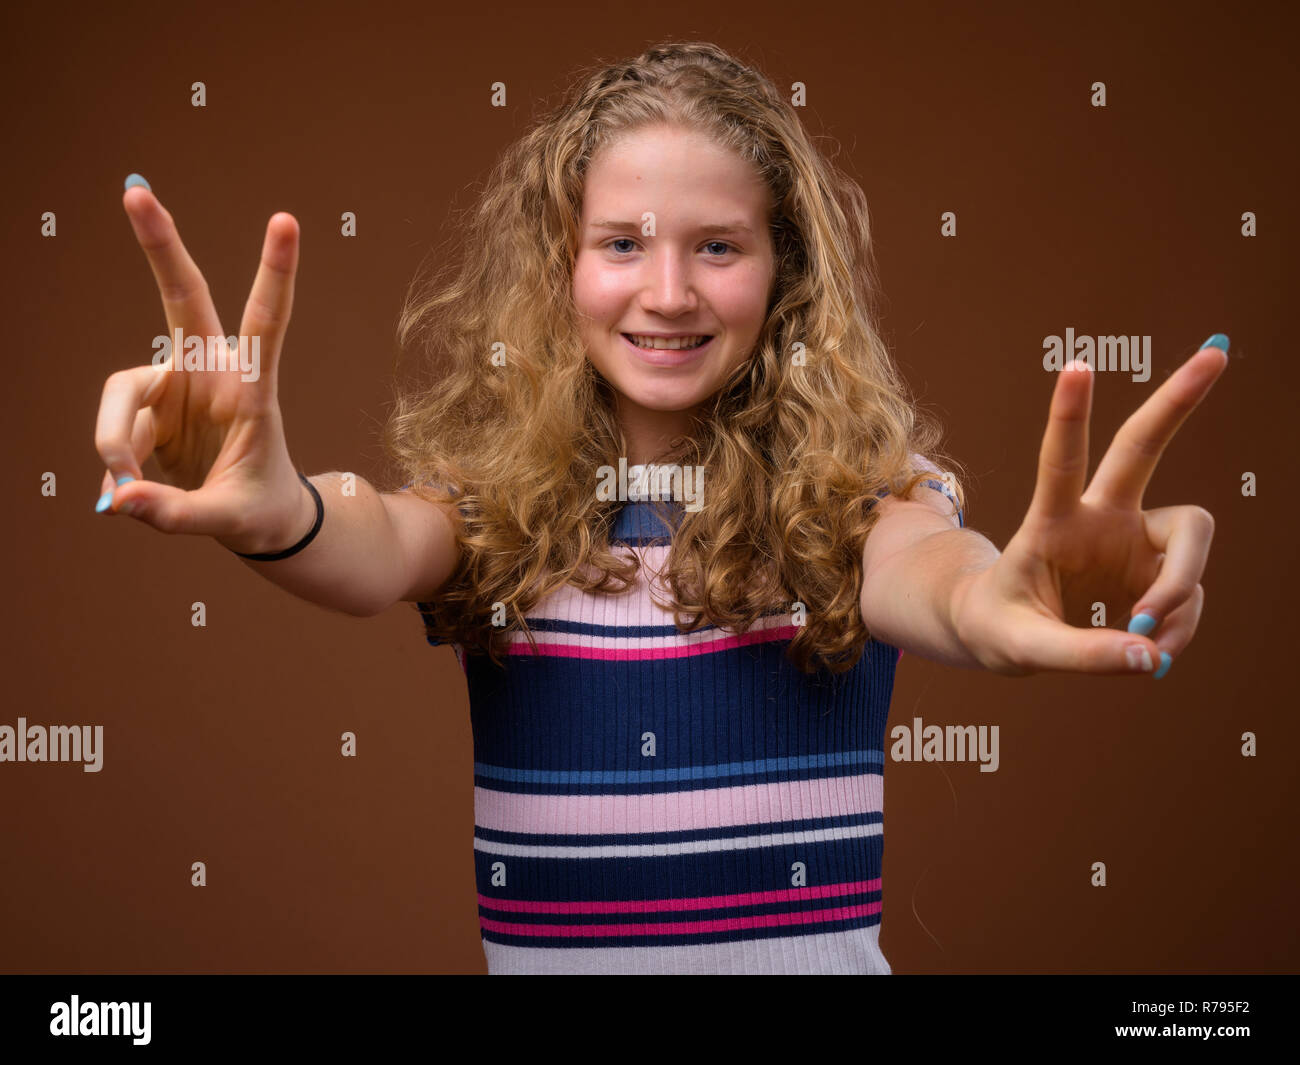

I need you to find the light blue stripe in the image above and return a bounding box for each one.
[474,749,885,785]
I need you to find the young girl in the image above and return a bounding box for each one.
[94,41,1224,975]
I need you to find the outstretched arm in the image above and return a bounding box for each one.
[862,340,1227,679]
[860,488,1000,669]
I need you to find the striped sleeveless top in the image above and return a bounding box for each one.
[418,472,962,974]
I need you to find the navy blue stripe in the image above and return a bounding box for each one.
[473,761,883,796]
[419,603,789,643]
[475,748,884,785]
[507,615,735,638]
[473,810,882,847]
[473,832,882,904]
[468,637,898,769]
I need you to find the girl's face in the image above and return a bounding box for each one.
[573,123,776,462]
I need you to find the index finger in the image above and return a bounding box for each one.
[122,178,224,342]
[94,364,168,481]
[1085,339,1229,511]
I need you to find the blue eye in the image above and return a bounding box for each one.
[603,238,736,257]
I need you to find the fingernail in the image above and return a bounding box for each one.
[124,174,151,191]
[1199,333,1230,354]
[1125,644,1154,672]
[94,490,113,514]
[1127,612,1157,636]
[116,475,135,486]
[1153,652,1173,680]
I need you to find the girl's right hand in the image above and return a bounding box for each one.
[95,182,315,556]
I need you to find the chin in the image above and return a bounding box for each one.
[620,384,707,412]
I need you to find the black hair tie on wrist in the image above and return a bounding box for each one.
[232,472,324,561]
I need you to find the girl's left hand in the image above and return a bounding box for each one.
[951,338,1230,678]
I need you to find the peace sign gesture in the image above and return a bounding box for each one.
[950,336,1230,679]
[93,177,313,555]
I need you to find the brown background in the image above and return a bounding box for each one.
[2,0,1295,974]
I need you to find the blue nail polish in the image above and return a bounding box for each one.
[95,490,113,513]
[116,475,135,486]
[1127,613,1157,636]
[1199,333,1230,353]
[1153,652,1172,680]
[124,174,151,192]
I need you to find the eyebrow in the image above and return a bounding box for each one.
[588,219,755,236]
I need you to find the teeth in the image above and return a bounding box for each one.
[626,334,710,350]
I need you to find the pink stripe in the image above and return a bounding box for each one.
[478,878,881,914]
[508,624,798,660]
[480,901,882,937]
[521,548,675,626]
[475,773,882,835]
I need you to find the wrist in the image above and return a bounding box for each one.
[218,476,319,558]
[947,564,993,668]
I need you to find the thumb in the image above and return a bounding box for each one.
[109,480,233,537]
[1017,615,1164,677]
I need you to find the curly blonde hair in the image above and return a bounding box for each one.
[382,39,967,674]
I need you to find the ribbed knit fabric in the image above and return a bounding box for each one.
[417,474,962,974]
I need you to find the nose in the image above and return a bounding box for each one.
[639,246,697,317]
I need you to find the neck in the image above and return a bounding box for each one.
[617,399,697,466]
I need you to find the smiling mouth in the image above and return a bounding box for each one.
[621,333,713,351]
